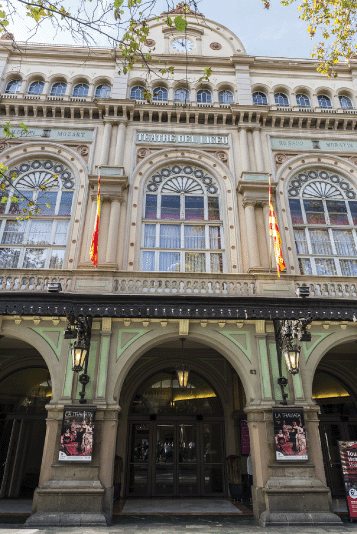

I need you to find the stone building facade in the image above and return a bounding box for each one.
[0,4,357,527]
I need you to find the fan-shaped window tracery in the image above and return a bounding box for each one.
[142,165,224,273]
[0,159,75,270]
[288,169,357,276]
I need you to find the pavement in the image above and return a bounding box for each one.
[0,518,357,533]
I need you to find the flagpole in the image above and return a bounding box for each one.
[268,174,272,273]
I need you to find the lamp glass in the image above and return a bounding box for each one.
[284,347,300,375]
[176,366,190,388]
[71,345,88,372]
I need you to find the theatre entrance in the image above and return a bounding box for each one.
[0,337,51,500]
[313,341,357,499]
[126,369,225,498]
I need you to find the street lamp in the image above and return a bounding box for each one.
[64,313,92,403]
[176,337,190,389]
[274,318,312,405]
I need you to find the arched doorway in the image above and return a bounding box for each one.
[127,369,224,498]
[313,340,357,499]
[0,337,51,500]
[118,339,248,500]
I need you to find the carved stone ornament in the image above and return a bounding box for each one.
[145,39,156,47]
[210,42,222,50]
[275,153,287,165]
[77,145,89,158]
[161,2,203,16]
[215,151,228,162]
[349,156,357,166]
[1,32,14,41]
[0,141,10,152]
[137,147,151,159]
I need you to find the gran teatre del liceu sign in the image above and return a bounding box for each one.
[136,132,229,146]
[271,137,357,152]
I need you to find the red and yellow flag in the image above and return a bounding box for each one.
[269,177,286,277]
[89,176,101,266]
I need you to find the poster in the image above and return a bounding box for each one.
[240,419,250,455]
[338,441,357,519]
[273,408,308,461]
[58,406,96,462]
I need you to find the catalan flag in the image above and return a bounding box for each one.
[89,176,100,266]
[269,177,286,277]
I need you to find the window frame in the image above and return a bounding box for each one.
[50,82,67,96]
[288,173,357,277]
[318,94,333,109]
[95,84,111,98]
[27,81,45,95]
[0,160,75,270]
[5,79,22,94]
[72,83,89,98]
[130,85,146,100]
[141,169,225,274]
[274,92,289,107]
[218,90,234,104]
[296,93,311,108]
[339,95,354,110]
[196,89,212,103]
[152,86,168,101]
[253,91,268,106]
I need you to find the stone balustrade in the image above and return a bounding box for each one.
[0,269,356,299]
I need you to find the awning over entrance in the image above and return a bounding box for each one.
[0,292,356,321]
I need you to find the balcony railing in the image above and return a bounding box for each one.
[0,270,356,299]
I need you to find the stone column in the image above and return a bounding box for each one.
[239,127,250,172]
[252,128,265,172]
[114,120,127,167]
[105,197,122,266]
[262,200,271,267]
[101,121,113,166]
[85,194,98,263]
[98,406,121,520]
[243,200,260,269]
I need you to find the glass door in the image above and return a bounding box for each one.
[202,422,224,495]
[154,423,175,495]
[178,423,198,495]
[127,423,150,496]
[320,422,345,496]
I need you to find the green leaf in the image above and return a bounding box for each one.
[19,122,28,133]
[113,0,124,7]
[174,15,187,32]
[166,16,172,27]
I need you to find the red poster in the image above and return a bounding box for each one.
[338,441,357,519]
[240,419,250,455]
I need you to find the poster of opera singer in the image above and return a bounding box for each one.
[273,408,308,461]
[58,407,96,462]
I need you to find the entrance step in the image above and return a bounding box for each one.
[118,498,252,515]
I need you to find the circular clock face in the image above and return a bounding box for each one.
[172,38,194,52]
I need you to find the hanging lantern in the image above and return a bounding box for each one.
[176,363,190,389]
[71,339,88,372]
[283,345,300,375]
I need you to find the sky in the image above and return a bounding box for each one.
[11,0,315,60]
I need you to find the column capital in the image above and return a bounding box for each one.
[243,199,257,208]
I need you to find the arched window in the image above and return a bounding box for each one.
[5,79,22,94]
[197,89,212,103]
[253,91,268,105]
[72,83,89,98]
[0,159,75,269]
[274,92,289,106]
[28,81,44,95]
[142,165,223,273]
[130,85,145,100]
[288,169,357,276]
[339,95,354,110]
[296,93,311,108]
[318,94,332,109]
[95,84,111,98]
[218,90,234,104]
[50,82,67,96]
[153,87,168,101]
[174,88,190,102]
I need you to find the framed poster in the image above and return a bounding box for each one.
[58,406,96,462]
[338,441,357,519]
[273,408,308,461]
